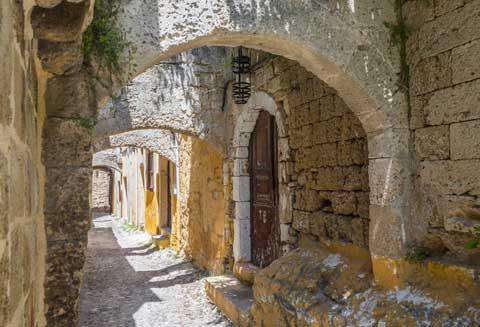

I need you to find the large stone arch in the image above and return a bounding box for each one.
[94,129,179,166]
[93,149,122,172]
[108,0,415,261]
[31,1,416,325]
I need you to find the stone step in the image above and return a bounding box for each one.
[159,226,172,237]
[205,275,254,327]
[152,234,170,249]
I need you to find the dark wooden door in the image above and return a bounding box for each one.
[250,110,280,268]
[166,161,172,229]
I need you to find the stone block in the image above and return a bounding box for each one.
[278,185,293,224]
[356,192,370,219]
[280,223,296,244]
[234,146,248,159]
[444,215,479,234]
[45,72,93,118]
[338,139,367,166]
[367,128,411,160]
[312,167,345,191]
[233,132,250,147]
[233,158,248,177]
[233,219,251,261]
[452,39,480,84]
[44,167,91,215]
[43,118,92,167]
[414,125,450,160]
[232,176,250,202]
[408,1,480,62]
[419,159,480,195]
[343,166,369,191]
[313,143,337,167]
[434,0,465,17]
[402,0,434,28]
[410,95,429,129]
[31,1,90,42]
[277,137,290,161]
[410,51,452,96]
[289,127,303,150]
[0,152,9,240]
[331,192,356,215]
[292,210,310,234]
[205,275,253,327]
[369,158,412,206]
[290,103,310,129]
[341,113,365,141]
[450,119,480,160]
[235,202,250,220]
[310,95,336,122]
[8,153,26,219]
[369,205,407,257]
[310,211,327,238]
[37,39,83,75]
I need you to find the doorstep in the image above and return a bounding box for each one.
[152,234,170,249]
[205,275,254,327]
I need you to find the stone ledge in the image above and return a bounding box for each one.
[205,275,254,327]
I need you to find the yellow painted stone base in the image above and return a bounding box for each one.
[205,275,253,327]
[372,255,480,308]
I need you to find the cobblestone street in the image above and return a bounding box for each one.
[78,215,231,327]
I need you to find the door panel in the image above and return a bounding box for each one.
[250,110,280,268]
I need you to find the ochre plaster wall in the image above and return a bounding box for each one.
[176,135,227,273]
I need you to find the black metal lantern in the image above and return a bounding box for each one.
[232,47,251,104]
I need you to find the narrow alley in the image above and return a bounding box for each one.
[78,215,231,327]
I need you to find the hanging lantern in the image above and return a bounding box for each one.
[232,47,251,105]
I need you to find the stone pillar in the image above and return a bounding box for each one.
[42,72,94,326]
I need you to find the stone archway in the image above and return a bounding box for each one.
[232,92,288,263]
[31,1,417,324]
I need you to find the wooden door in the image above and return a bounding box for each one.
[250,110,280,268]
[166,161,172,229]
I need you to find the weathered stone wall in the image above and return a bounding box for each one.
[0,0,47,325]
[95,47,228,151]
[92,168,112,213]
[94,129,178,166]
[32,0,95,324]
[225,54,370,257]
[404,0,480,263]
[176,135,227,273]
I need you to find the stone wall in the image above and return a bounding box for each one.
[33,0,95,324]
[404,0,480,263]
[94,47,228,150]
[176,135,227,273]
[0,0,47,325]
[92,168,112,213]
[226,54,371,257]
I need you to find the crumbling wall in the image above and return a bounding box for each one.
[404,0,480,263]
[92,168,112,213]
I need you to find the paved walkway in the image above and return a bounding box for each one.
[78,215,231,327]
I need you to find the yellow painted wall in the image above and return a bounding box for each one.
[145,190,159,235]
[177,135,226,273]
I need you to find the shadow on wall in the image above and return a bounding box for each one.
[178,135,227,274]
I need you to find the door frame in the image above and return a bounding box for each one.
[231,92,291,265]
